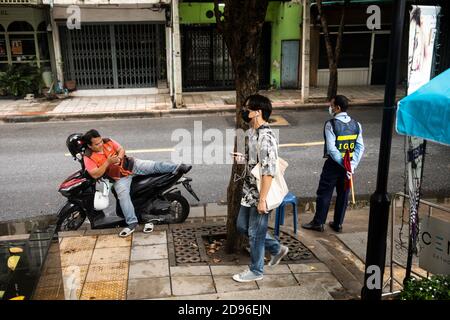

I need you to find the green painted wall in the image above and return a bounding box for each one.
[179,2,302,89]
[270,2,302,88]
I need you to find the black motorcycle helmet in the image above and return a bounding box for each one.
[66,133,86,160]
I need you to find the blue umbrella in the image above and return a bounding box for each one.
[396,68,450,146]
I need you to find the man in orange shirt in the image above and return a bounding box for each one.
[82,129,190,237]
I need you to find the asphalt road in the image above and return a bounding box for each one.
[1,107,449,222]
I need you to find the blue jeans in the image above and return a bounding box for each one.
[236,205,281,276]
[114,159,178,227]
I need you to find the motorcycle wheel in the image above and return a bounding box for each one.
[57,205,86,231]
[164,193,190,224]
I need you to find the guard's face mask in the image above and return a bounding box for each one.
[328,106,335,116]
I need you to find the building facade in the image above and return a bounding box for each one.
[2,0,449,103]
[0,1,53,82]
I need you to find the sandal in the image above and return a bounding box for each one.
[119,227,135,238]
[143,222,154,233]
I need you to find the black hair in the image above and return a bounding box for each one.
[411,7,421,26]
[243,94,272,121]
[332,95,349,112]
[83,129,101,146]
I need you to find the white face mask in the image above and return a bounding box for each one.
[328,106,335,116]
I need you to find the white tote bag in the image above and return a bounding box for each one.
[250,133,289,211]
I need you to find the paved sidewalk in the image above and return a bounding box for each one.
[31,203,363,300]
[0,86,405,123]
[32,196,443,300]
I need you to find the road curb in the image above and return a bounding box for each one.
[0,101,384,123]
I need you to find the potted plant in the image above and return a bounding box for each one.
[0,64,43,98]
[399,275,450,300]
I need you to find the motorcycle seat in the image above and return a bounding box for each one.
[130,172,177,194]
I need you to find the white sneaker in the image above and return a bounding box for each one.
[232,269,263,282]
[268,245,289,266]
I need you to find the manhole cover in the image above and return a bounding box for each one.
[170,223,314,266]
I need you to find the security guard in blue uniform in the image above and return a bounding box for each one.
[302,95,365,232]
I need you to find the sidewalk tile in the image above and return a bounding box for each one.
[205,203,227,217]
[189,206,205,218]
[80,280,127,300]
[256,274,298,289]
[60,235,97,251]
[95,234,131,248]
[129,260,170,279]
[170,265,211,277]
[288,262,330,274]
[127,277,171,300]
[171,275,216,296]
[294,273,343,293]
[85,261,129,283]
[131,244,168,261]
[263,264,292,274]
[60,249,94,267]
[213,275,258,293]
[62,265,89,299]
[33,286,65,300]
[132,231,167,246]
[90,247,130,264]
[210,265,248,276]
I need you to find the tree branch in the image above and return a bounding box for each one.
[335,0,349,64]
[317,0,335,67]
[213,0,225,34]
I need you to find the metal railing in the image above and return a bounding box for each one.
[382,192,450,297]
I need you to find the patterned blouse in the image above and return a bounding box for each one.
[240,124,278,207]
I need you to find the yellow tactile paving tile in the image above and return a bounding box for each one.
[59,236,97,252]
[32,285,65,300]
[95,234,132,249]
[60,249,94,267]
[85,261,129,283]
[80,280,127,300]
[90,247,130,265]
[62,265,89,300]
[36,271,64,289]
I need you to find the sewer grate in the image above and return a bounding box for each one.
[170,223,314,265]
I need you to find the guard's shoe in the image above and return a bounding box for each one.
[301,221,324,232]
[232,269,263,282]
[268,245,289,266]
[328,221,343,233]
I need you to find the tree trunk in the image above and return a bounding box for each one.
[214,0,269,254]
[225,69,258,253]
[328,64,338,99]
[317,0,347,101]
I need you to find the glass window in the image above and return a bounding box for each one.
[0,36,7,62]
[37,22,47,32]
[319,33,372,69]
[38,33,50,60]
[10,35,36,62]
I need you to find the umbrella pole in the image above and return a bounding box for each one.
[351,176,355,204]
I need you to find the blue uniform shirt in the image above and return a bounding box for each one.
[324,112,365,172]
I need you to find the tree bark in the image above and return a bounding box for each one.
[214,0,269,253]
[317,0,347,101]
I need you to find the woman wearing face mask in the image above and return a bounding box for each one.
[231,94,289,283]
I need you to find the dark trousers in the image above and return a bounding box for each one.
[312,158,350,226]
